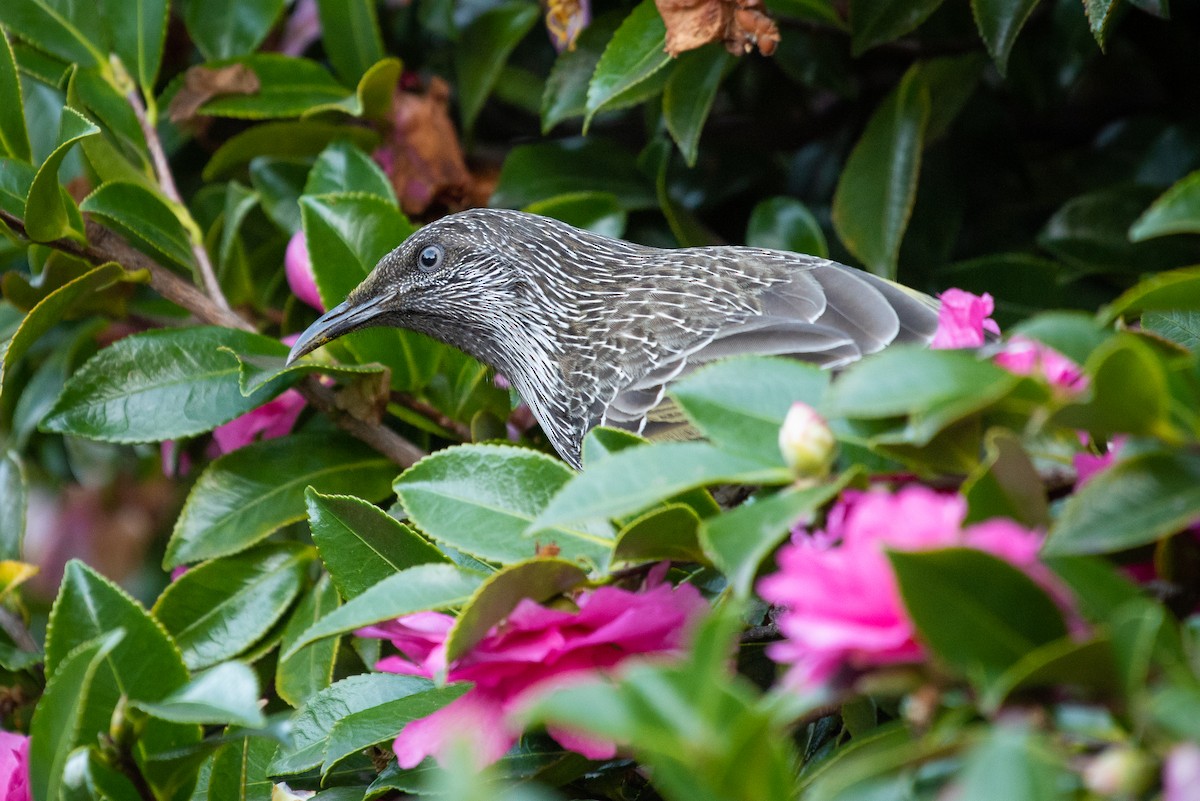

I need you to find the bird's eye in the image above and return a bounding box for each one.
[417,244,445,273]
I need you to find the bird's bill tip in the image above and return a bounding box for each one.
[285,296,386,365]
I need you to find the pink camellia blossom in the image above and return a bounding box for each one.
[286,231,324,311]
[0,731,30,801]
[993,335,1088,392]
[211,389,307,454]
[358,570,708,768]
[1164,743,1200,801]
[757,485,1057,689]
[930,289,1000,349]
[1073,436,1125,488]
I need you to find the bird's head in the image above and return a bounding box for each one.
[286,209,549,365]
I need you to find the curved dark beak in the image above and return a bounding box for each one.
[286,295,389,364]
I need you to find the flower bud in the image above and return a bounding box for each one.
[778,402,836,478]
[285,231,324,311]
[1083,746,1154,797]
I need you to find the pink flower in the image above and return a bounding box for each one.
[1164,743,1200,801]
[0,731,30,801]
[359,571,708,768]
[1074,436,1125,488]
[993,336,1087,392]
[211,389,307,454]
[930,289,1000,349]
[757,486,1053,689]
[286,231,323,311]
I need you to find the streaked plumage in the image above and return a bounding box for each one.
[288,209,940,467]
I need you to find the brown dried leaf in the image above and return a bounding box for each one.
[167,64,261,125]
[656,0,778,57]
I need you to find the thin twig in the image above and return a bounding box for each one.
[125,87,233,315]
[393,393,472,441]
[0,209,427,468]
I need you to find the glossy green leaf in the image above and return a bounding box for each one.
[541,12,623,132]
[59,748,143,801]
[305,140,396,202]
[81,181,195,269]
[962,430,1049,529]
[1010,312,1111,366]
[68,68,153,182]
[890,548,1067,685]
[663,47,730,167]
[29,630,123,801]
[307,490,447,600]
[524,191,627,238]
[315,0,385,85]
[196,55,350,119]
[585,0,670,128]
[0,157,34,217]
[249,156,308,233]
[395,444,614,567]
[303,55,401,120]
[492,138,657,210]
[277,575,341,707]
[0,34,30,161]
[0,452,24,561]
[154,544,312,669]
[0,0,106,69]
[217,180,259,272]
[1130,170,1200,240]
[1101,266,1200,323]
[1083,0,1120,47]
[1145,310,1200,350]
[456,1,539,135]
[25,107,98,242]
[321,685,471,775]
[40,326,296,443]
[957,726,1070,801]
[702,476,852,596]
[208,736,276,801]
[670,356,829,464]
[832,67,929,277]
[614,504,708,565]
[445,558,588,662]
[982,636,1117,711]
[745,197,828,258]
[970,0,1041,74]
[269,673,436,776]
[165,433,394,567]
[183,0,284,60]
[100,0,168,88]
[849,0,947,54]
[1050,335,1171,438]
[281,563,485,659]
[1045,451,1200,555]
[203,121,379,180]
[533,442,791,535]
[134,661,267,728]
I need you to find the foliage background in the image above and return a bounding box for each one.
[0,0,1199,798]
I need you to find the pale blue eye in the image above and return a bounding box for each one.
[418,245,444,272]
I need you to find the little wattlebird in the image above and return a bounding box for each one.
[287,209,940,468]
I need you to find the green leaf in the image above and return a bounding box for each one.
[1130,170,1200,240]
[746,197,828,258]
[1101,266,1200,323]
[890,548,1067,685]
[1044,451,1200,555]
[663,47,731,167]
[0,0,106,69]
[970,0,1041,74]
[315,0,385,85]
[962,430,1049,529]
[154,544,312,669]
[203,120,379,180]
[182,0,284,60]
[1083,0,1120,48]
[585,0,671,129]
[281,563,485,659]
[277,575,341,707]
[249,156,308,233]
[40,326,296,443]
[29,630,123,801]
[165,433,394,567]
[208,737,276,801]
[524,191,627,238]
[670,356,830,464]
[957,725,1070,801]
[307,490,447,600]
[541,12,623,132]
[533,442,791,535]
[0,157,34,217]
[68,69,153,185]
[982,636,1117,711]
[133,662,267,728]
[831,67,929,278]
[305,140,396,203]
[849,0,948,54]
[60,748,143,801]
[702,476,852,597]
[445,558,588,662]
[321,685,471,775]
[1145,310,1200,350]
[614,504,708,565]
[25,107,98,242]
[218,180,259,272]
[1044,555,1141,623]
[492,138,657,211]
[0,452,24,561]
[269,673,437,776]
[80,181,195,269]
[395,444,614,568]
[101,0,168,88]
[1050,334,1171,438]
[456,1,539,135]
[195,55,350,119]
[0,34,30,161]
[303,55,401,120]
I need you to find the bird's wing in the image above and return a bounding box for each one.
[600,258,939,441]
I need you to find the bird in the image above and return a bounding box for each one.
[287,208,940,468]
